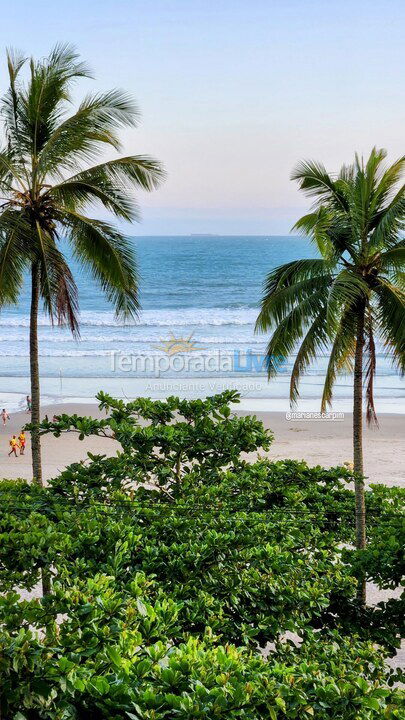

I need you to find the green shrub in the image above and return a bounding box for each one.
[0,393,403,717]
[0,580,402,719]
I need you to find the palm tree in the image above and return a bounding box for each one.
[256,148,404,602]
[0,45,164,485]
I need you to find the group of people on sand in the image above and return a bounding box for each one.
[2,396,31,458]
[8,431,26,457]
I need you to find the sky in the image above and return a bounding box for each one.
[1,0,404,235]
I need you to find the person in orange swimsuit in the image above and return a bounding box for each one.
[8,435,18,457]
[18,430,26,455]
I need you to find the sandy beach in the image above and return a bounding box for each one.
[1,402,404,486]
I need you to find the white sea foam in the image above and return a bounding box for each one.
[0,333,265,345]
[0,307,257,328]
[0,349,116,357]
[0,348,259,358]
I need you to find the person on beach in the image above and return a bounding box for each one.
[8,435,18,457]
[26,396,31,412]
[2,408,10,426]
[18,430,26,455]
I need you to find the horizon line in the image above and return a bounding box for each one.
[127,233,303,238]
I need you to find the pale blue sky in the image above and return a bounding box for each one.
[1,1,404,234]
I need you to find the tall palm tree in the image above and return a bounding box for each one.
[256,148,404,602]
[0,45,164,485]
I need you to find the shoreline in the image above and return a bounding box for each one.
[0,374,404,415]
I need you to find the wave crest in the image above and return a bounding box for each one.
[0,307,257,329]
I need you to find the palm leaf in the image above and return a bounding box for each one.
[291,159,348,211]
[63,156,165,192]
[48,156,164,222]
[49,179,136,221]
[289,311,329,405]
[292,208,354,260]
[59,209,139,319]
[23,44,92,159]
[36,89,141,179]
[260,288,329,379]
[35,233,79,335]
[256,259,330,331]
[370,187,405,250]
[321,306,357,411]
[2,48,27,161]
[379,240,405,274]
[0,210,31,305]
[326,270,369,328]
[373,279,405,375]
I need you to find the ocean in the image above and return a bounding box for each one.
[0,236,403,412]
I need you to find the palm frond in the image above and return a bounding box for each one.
[326,270,369,329]
[321,306,357,411]
[34,222,59,324]
[0,210,31,305]
[292,207,354,260]
[258,274,331,329]
[256,259,330,331]
[49,179,137,221]
[37,90,141,179]
[2,49,26,159]
[365,147,387,191]
[46,43,92,82]
[373,279,405,375]
[369,186,405,250]
[260,288,330,379]
[292,209,335,259]
[0,148,28,191]
[59,209,139,319]
[291,159,348,212]
[24,44,93,159]
[289,311,329,405]
[379,239,405,274]
[48,156,164,222]
[37,237,80,335]
[370,153,405,213]
[63,156,165,192]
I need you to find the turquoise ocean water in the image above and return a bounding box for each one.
[0,236,403,412]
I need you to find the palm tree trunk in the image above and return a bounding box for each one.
[353,310,366,604]
[30,262,43,486]
[30,263,50,594]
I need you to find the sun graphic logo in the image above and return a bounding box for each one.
[153,332,206,355]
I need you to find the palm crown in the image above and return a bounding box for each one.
[256,148,405,425]
[0,44,164,329]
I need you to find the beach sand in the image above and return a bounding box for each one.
[1,402,404,486]
[1,402,403,670]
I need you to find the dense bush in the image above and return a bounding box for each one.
[39,390,273,493]
[346,485,405,589]
[0,393,403,717]
[0,578,403,719]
